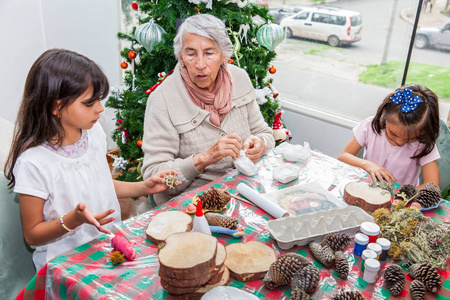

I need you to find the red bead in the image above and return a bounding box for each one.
[131,2,138,10]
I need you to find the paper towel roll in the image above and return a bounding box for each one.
[236,183,288,219]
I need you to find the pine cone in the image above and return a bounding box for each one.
[416,183,441,208]
[410,280,426,300]
[204,212,238,229]
[291,264,320,293]
[383,264,405,296]
[263,253,312,290]
[398,184,416,198]
[198,187,231,210]
[290,287,311,300]
[335,251,349,280]
[408,263,441,293]
[309,242,335,268]
[330,290,366,300]
[321,233,351,253]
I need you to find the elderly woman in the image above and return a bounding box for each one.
[141,14,275,205]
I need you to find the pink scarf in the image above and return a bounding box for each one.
[180,64,232,127]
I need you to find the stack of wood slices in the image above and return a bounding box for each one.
[158,232,228,299]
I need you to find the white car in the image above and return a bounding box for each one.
[280,6,362,47]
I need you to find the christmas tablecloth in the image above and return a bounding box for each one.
[17,149,450,300]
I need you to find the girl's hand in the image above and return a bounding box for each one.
[243,135,266,163]
[363,161,397,183]
[75,202,116,235]
[194,133,242,171]
[143,170,180,194]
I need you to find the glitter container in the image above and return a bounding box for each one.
[360,222,380,244]
[367,243,382,260]
[363,258,380,284]
[361,249,377,272]
[353,233,369,256]
[376,238,391,261]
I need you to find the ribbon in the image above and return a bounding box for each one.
[390,88,424,112]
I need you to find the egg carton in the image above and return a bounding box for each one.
[267,206,373,250]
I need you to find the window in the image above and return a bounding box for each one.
[295,11,309,20]
[273,0,450,124]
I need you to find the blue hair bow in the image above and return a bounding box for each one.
[390,88,424,112]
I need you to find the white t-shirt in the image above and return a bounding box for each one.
[354,116,440,185]
[13,123,121,271]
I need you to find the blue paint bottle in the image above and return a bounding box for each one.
[353,233,369,256]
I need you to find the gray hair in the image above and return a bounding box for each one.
[174,14,233,60]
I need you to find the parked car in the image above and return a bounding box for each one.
[415,21,450,50]
[280,6,362,47]
[269,6,305,24]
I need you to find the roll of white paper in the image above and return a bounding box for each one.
[236,183,289,219]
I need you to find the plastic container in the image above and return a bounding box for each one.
[363,258,380,283]
[360,222,380,243]
[367,243,382,260]
[273,164,300,184]
[361,249,377,272]
[353,233,369,256]
[376,238,391,261]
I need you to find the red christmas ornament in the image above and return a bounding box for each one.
[131,1,138,10]
[128,50,137,60]
[137,139,143,147]
[269,66,277,74]
[120,61,128,69]
[228,58,234,64]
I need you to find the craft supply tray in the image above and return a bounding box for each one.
[267,206,373,250]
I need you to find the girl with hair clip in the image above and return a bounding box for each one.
[338,83,440,190]
[4,49,178,271]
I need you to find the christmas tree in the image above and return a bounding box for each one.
[106,0,284,182]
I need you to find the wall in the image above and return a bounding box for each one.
[0,0,121,149]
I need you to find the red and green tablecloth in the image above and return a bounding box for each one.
[17,150,450,300]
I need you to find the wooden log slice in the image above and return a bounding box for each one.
[195,266,230,295]
[214,242,227,271]
[160,278,201,295]
[178,267,231,300]
[146,211,193,245]
[158,232,218,280]
[208,264,225,285]
[224,241,277,282]
[159,269,215,288]
[160,242,227,287]
[344,181,391,212]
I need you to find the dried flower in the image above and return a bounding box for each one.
[374,207,450,270]
[110,251,125,264]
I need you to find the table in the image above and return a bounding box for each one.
[18,148,450,300]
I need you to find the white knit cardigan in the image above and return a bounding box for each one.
[142,63,275,205]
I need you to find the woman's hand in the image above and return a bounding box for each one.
[243,135,266,163]
[74,202,116,235]
[363,161,397,183]
[142,170,181,194]
[194,133,242,171]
